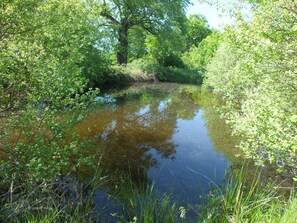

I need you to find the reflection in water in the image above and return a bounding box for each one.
[189,89,243,163]
[76,83,240,207]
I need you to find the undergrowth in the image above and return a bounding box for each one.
[1,164,295,222]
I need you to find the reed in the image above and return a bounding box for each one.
[1,165,295,222]
[112,174,183,223]
[196,165,296,223]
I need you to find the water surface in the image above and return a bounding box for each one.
[76,83,241,217]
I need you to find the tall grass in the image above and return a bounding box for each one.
[2,164,295,222]
[112,167,296,223]
[111,174,183,223]
[0,164,109,223]
[0,177,100,223]
[197,165,296,223]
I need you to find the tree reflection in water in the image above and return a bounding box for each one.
[76,83,200,189]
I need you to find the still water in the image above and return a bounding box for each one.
[76,82,241,218]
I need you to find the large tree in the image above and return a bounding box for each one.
[98,0,189,65]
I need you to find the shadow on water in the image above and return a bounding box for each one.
[75,83,242,220]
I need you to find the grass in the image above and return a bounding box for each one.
[0,174,101,223]
[106,62,157,84]
[114,174,182,223]
[103,59,203,85]
[1,165,296,222]
[196,165,296,223]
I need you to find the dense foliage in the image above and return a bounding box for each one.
[0,0,102,187]
[185,14,212,49]
[98,0,190,65]
[183,31,221,73]
[1,0,295,221]
[0,0,105,220]
[204,0,297,179]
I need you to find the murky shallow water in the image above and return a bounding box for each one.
[76,82,241,219]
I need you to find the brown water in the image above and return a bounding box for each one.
[76,82,241,217]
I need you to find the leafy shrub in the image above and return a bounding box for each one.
[163,54,185,68]
[182,31,221,73]
[203,0,297,179]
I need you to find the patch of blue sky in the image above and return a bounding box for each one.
[187,0,252,30]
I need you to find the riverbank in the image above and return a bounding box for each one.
[100,60,203,86]
[2,165,295,222]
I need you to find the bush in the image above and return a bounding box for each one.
[203,0,297,179]
[163,54,185,68]
[182,31,221,73]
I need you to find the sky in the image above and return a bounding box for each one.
[187,0,251,30]
[187,2,231,30]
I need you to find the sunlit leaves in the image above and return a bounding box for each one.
[185,14,212,49]
[182,31,221,72]
[97,0,189,64]
[0,0,100,182]
[204,0,297,178]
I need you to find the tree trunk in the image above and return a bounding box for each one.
[117,21,129,65]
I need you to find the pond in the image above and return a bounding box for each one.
[76,82,242,220]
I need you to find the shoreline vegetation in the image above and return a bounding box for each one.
[97,60,204,86]
[1,83,295,222]
[1,163,295,222]
[1,0,296,222]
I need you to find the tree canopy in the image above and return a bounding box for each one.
[185,14,211,49]
[98,0,190,64]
